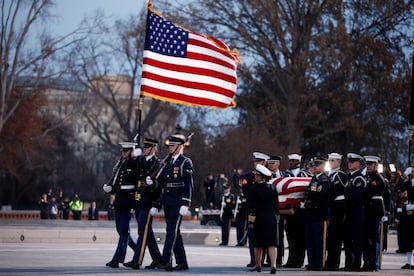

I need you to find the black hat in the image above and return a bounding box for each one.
[268,155,282,162]
[309,156,327,167]
[166,134,186,146]
[143,138,159,148]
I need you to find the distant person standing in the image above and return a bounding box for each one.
[107,194,115,221]
[88,201,99,220]
[219,183,236,246]
[69,194,83,220]
[49,196,59,220]
[38,193,49,219]
[234,187,247,246]
[203,173,216,209]
[59,196,70,220]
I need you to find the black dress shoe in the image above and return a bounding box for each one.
[262,263,271,267]
[157,263,173,271]
[219,243,228,246]
[173,263,189,270]
[246,263,255,267]
[250,266,261,272]
[270,267,277,274]
[401,263,413,269]
[123,261,140,269]
[105,260,119,268]
[145,261,160,269]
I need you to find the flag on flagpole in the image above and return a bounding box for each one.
[140,6,240,108]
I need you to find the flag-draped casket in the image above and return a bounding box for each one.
[272,177,311,209]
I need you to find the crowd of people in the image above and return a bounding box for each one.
[203,151,414,272]
[37,190,103,221]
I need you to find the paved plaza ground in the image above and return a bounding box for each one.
[0,219,412,275]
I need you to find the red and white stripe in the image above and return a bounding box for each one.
[272,177,311,209]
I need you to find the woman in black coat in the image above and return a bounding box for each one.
[247,164,279,274]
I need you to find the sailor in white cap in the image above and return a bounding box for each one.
[283,153,309,268]
[247,164,279,274]
[104,140,139,268]
[362,155,385,271]
[325,152,348,271]
[241,151,270,268]
[342,152,366,271]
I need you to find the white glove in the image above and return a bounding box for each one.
[236,199,242,204]
[146,176,153,186]
[381,216,388,222]
[221,201,226,207]
[102,184,112,193]
[150,207,158,216]
[131,148,142,158]
[299,202,305,209]
[179,206,189,216]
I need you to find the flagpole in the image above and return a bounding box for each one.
[134,96,144,147]
[409,38,414,167]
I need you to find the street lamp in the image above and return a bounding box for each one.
[409,38,414,166]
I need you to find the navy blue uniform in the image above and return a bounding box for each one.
[325,168,348,270]
[283,169,310,268]
[242,172,257,266]
[220,192,236,245]
[362,171,385,271]
[130,155,162,266]
[343,169,366,270]
[159,154,193,267]
[108,157,138,264]
[303,172,330,270]
[396,177,414,263]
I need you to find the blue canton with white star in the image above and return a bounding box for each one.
[145,11,189,57]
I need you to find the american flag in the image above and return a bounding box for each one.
[272,177,311,209]
[140,9,239,108]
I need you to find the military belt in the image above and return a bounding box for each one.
[120,185,135,190]
[371,196,383,200]
[166,182,184,188]
[334,195,345,201]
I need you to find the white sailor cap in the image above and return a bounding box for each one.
[119,141,138,149]
[328,152,342,160]
[364,155,381,163]
[347,152,363,161]
[253,152,270,161]
[288,153,302,161]
[254,164,272,177]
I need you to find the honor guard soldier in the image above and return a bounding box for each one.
[103,141,139,268]
[124,138,163,270]
[362,155,385,271]
[302,156,330,271]
[342,152,366,271]
[241,151,270,268]
[234,187,247,246]
[247,164,279,274]
[325,152,348,271]
[219,183,236,246]
[396,167,414,269]
[283,153,309,268]
[268,154,287,267]
[157,134,193,271]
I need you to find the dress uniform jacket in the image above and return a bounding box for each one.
[241,172,256,265]
[235,193,247,246]
[220,192,236,245]
[344,169,366,270]
[247,181,279,247]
